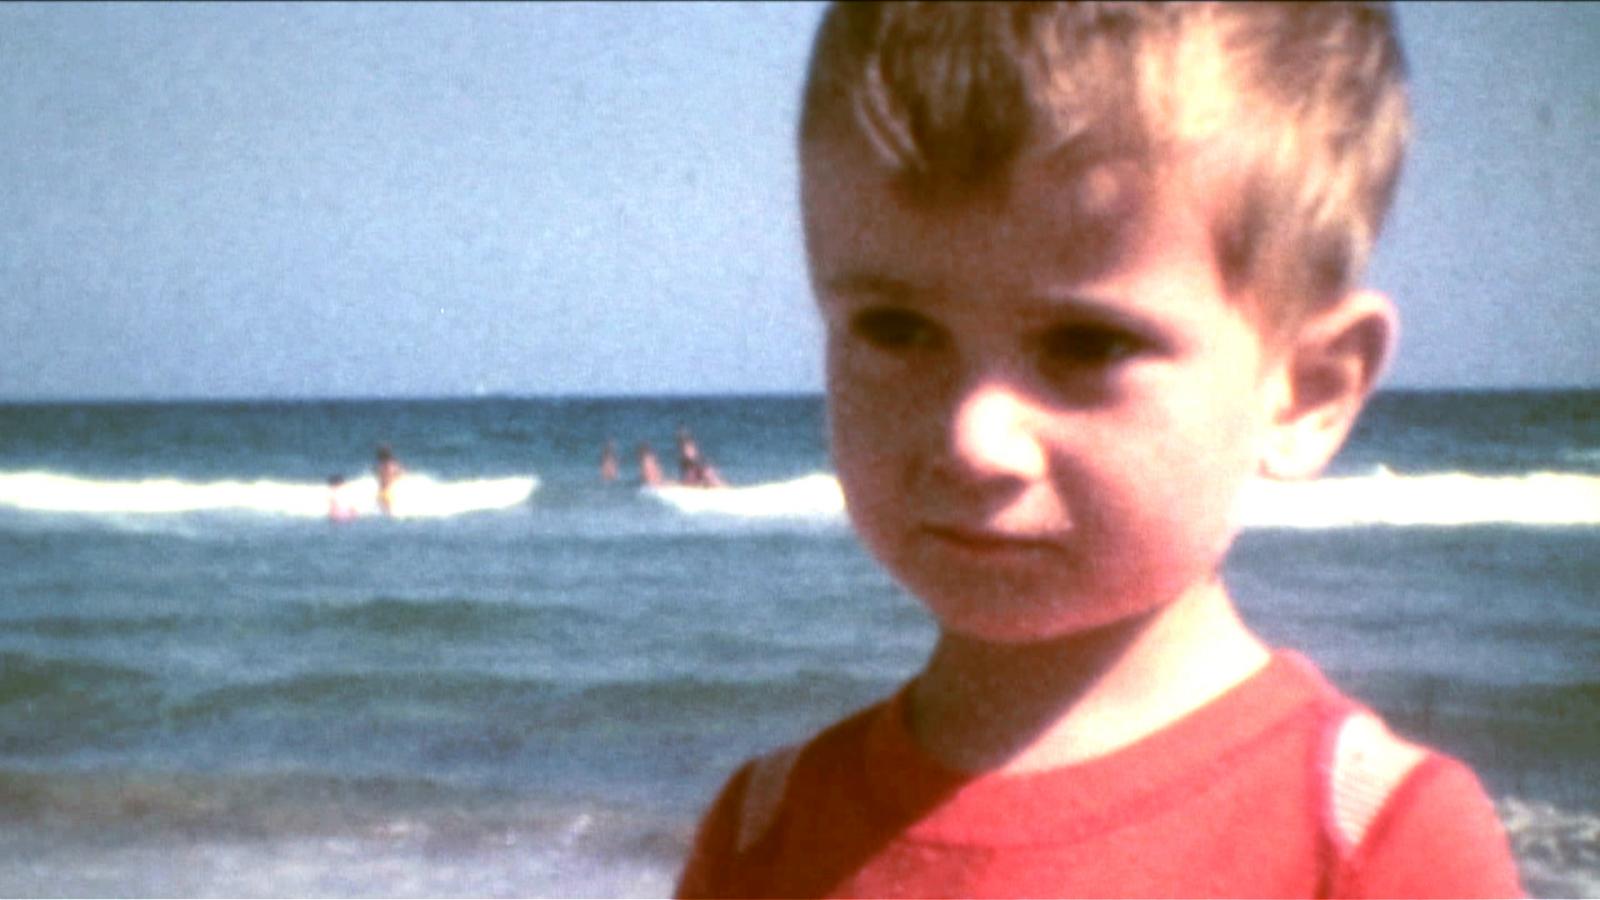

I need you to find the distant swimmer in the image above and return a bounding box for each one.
[686,457,726,488]
[374,444,405,515]
[600,439,620,484]
[637,442,666,487]
[327,474,359,522]
[675,426,702,481]
[675,427,726,488]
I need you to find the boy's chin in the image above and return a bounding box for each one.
[920,590,1173,647]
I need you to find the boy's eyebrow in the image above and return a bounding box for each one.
[822,270,1170,333]
[1028,285,1166,330]
[818,272,915,300]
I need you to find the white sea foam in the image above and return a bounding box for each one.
[6,468,1597,528]
[644,470,1600,529]
[644,473,847,521]
[1238,470,1600,529]
[1498,796,1600,899]
[0,471,538,520]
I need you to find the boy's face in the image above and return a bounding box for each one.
[804,138,1286,644]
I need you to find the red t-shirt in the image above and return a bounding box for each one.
[678,652,1521,898]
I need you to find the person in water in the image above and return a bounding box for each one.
[600,439,620,484]
[675,427,726,488]
[326,474,359,522]
[374,444,405,515]
[676,3,1521,897]
[637,442,666,487]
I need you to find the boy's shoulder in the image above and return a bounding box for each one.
[688,652,1520,898]
[1321,705,1429,855]
[726,654,1342,850]
[733,694,891,852]
[744,653,1415,829]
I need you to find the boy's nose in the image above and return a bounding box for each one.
[941,379,1048,483]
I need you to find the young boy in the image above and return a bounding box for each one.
[679,3,1521,898]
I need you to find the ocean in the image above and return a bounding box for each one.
[0,391,1595,897]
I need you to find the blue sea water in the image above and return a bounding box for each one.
[0,391,1596,897]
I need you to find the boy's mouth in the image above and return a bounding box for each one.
[919,523,1065,556]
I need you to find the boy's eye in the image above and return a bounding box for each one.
[849,307,943,351]
[1037,323,1143,367]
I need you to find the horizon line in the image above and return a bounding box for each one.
[2,384,1598,406]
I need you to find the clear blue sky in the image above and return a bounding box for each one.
[2,2,1595,400]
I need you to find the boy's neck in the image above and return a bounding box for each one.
[908,577,1270,775]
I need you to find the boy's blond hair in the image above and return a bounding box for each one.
[800,1,1410,337]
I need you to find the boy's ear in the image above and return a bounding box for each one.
[1259,290,1397,481]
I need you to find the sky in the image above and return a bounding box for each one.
[1,1,1595,400]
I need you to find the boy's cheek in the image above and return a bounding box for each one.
[828,385,900,471]
[829,365,939,460]
[827,340,910,411]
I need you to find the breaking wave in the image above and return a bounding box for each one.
[0,471,537,520]
[5,467,1596,529]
